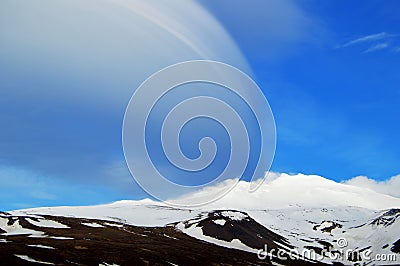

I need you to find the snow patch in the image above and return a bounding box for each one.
[163,234,178,240]
[26,218,70,229]
[14,254,54,265]
[49,236,74,240]
[104,222,123,228]
[82,222,104,228]
[1,218,45,237]
[213,219,226,226]
[176,222,258,253]
[27,244,55,249]
[221,211,247,221]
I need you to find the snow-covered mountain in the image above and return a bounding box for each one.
[2,173,400,265]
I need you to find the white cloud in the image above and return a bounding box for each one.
[362,42,389,53]
[0,0,250,109]
[338,32,400,53]
[200,0,323,61]
[343,174,400,198]
[171,172,400,210]
[0,0,251,191]
[341,32,390,47]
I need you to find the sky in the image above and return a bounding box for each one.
[0,0,399,210]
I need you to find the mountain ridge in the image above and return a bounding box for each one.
[3,174,400,265]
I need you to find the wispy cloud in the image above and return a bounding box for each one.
[341,32,390,47]
[362,42,389,53]
[393,47,400,53]
[338,32,399,54]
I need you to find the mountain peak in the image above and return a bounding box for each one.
[173,173,400,210]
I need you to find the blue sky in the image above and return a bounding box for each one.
[203,0,400,180]
[1,0,399,210]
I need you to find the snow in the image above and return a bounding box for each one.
[11,199,200,227]
[28,234,48,238]
[104,222,123,228]
[220,211,247,221]
[173,173,400,210]
[10,174,400,226]
[82,222,104,228]
[27,244,55,249]
[0,218,45,237]
[26,218,70,229]
[213,219,226,226]
[1,228,44,236]
[176,222,258,253]
[313,221,342,234]
[7,173,400,265]
[14,254,54,265]
[242,207,400,264]
[163,234,178,240]
[49,236,74,240]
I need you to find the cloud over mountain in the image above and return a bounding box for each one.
[343,174,400,198]
[171,172,400,209]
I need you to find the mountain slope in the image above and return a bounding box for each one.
[0,211,321,266]
[4,173,400,265]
